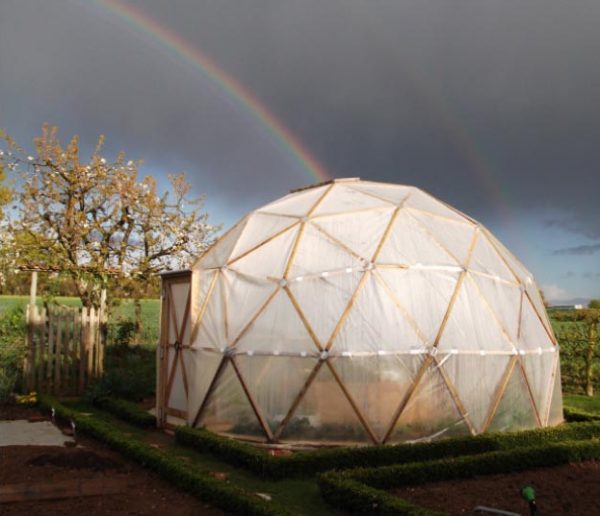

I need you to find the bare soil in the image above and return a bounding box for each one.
[0,404,222,515]
[393,460,600,515]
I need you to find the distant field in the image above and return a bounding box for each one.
[0,295,161,346]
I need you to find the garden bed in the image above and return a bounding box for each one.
[392,460,600,515]
[0,405,221,515]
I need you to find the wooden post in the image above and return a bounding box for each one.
[585,317,598,397]
[54,309,63,393]
[24,305,35,392]
[79,308,88,395]
[46,307,55,392]
[29,271,38,308]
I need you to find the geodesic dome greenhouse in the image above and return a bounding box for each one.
[157,178,563,445]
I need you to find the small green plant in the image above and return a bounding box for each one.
[85,341,156,402]
[0,306,26,401]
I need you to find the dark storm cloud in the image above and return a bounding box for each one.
[553,243,600,256]
[1,0,600,232]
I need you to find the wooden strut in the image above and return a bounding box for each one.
[517,357,543,428]
[310,221,367,263]
[406,208,466,266]
[229,286,280,348]
[481,355,518,432]
[523,289,558,346]
[325,360,379,444]
[310,204,394,221]
[325,271,370,352]
[273,360,323,441]
[542,351,560,425]
[282,181,334,280]
[344,183,408,207]
[284,287,323,351]
[517,289,524,340]
[468,274,517,353]
[483,227,556,345]
[191,355,228,428]
[157,281,171,426]
[433,355,477,435]
[189,271,219,345]
[382,228,480,443]
[163,284,181,403]
[372,271,429,346]
[382,355,433,443]
[230,356,274,441]
[165,280,192,404]
[190,215,248,269]
[227,220,300,267]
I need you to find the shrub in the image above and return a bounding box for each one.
[38,396,288,515]
[85,342,155,402]
[93,397,156,427]
[318,439,600,515]
[175,420,600,478]
[0,306,26,401]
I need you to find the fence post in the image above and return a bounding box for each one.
[54,308,63,394]
[79,307,88,395]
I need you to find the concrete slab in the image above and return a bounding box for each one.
[0,420,74,447]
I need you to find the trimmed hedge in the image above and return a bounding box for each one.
[175,421,600,478]
[38,396,289,516]
[93,397,156,428]
[318,477,441,516]
[318,439,600,515]
[564,406,600,422]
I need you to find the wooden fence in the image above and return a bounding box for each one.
[23,304,106,395]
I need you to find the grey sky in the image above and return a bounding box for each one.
[1,0,599,302]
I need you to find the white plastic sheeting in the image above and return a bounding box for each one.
[182,179,562,445]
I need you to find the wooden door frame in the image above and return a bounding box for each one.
[157,270,192,428]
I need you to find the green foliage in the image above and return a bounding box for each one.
[91,397,156,427]
[38,396,288,515]
[318,476,441,516]
[589,299,600,309]
[563,393,600,414]
[85,342,156,402]
[563,407,600,422]
[551,311,600,393]
[176,419,600,479]
[318,439,600,515]
[0,306,26,402]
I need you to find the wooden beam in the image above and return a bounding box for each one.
[273,360,323,441]
[191,355,228,428]
[284,286,323,351]
[326,360,379,444]
[382,355,433,444]
[433,355,476,435]
[517,357,543,428]
[481,355,518,433]
[230,356,274,441]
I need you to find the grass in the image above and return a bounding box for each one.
[563,394,600,414]
[0,295,160,346]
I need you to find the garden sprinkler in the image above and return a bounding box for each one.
[520,485,538,515]
[51,407,55,424]
[70,419,76,439]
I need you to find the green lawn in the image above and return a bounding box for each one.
[0,295,161,346]
[563,394,600,415]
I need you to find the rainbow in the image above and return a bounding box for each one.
[89,0,330,183]
[85,0,515,228]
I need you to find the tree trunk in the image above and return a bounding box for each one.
[585,319,597,397]
[134,297,143,345]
